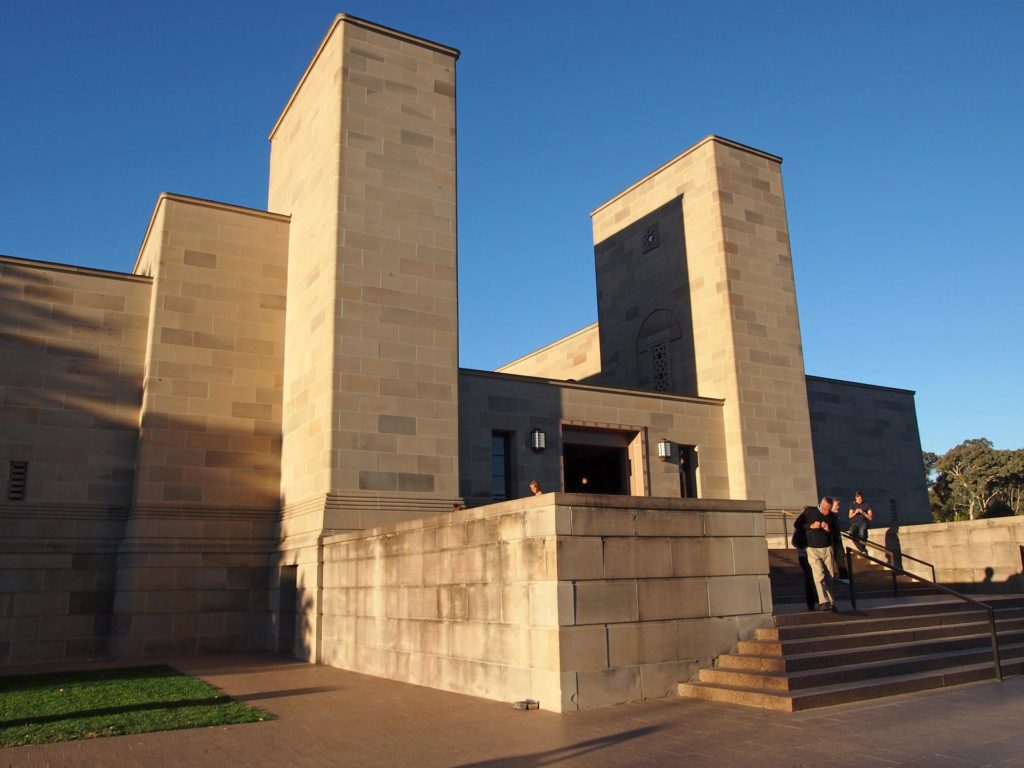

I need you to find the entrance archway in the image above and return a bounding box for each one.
[561,426,645,495]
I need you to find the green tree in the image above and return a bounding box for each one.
[936,439,1004,520]
[931,439,1023,521]
[1000,449,1024,516]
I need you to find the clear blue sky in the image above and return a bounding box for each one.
[2,0,1021,455]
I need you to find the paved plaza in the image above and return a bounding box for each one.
[4,654,1022,767]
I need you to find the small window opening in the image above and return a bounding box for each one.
[8,461,28,501]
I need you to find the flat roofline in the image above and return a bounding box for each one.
[133,193,289,275]
[590,135,783,217]
[0,253,152,284]
[459,367,725,407]
[496,322,599,371]
[269,13,460,141]
[806,373,917,396]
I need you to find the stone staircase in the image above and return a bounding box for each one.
[768,547,940,605]
[678,550,1024,712]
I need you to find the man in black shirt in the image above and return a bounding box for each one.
[848,490,873,555]
[803,496,839,611]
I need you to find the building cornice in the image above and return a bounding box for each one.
[806,373,917,396]
[459,367,725,407]
[0,253,151,284]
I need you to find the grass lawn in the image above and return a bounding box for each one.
[0,665,271,747]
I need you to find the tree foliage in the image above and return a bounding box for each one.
[925,439,1024,522]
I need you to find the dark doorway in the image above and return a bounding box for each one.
[278,565,297,656]
[563,443,629,494]
[679,445,698,498]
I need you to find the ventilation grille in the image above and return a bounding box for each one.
[8,461,27,501]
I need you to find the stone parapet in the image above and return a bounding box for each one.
[873,517,1024,592]
[318,494,770,711]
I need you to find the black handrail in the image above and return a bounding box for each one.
[844,547,1003,682]
[840,530,937,582]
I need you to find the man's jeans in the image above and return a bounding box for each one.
[849,516,870,552]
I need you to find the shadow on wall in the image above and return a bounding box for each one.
[878,529,1023,595]
[0,263,147,503]
[885,527,903,570]
[0,262,280,664]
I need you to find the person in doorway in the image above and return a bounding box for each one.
[802,496,839,611]
[528,479,543,496]
[848,490,874,555]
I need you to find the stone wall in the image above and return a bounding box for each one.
[319,494,770,711]
[497,323,602,381]
[592,197,698,396]
[109,195,288,658]
[0,257,151,664]
[806,375,930,525]
[0,257,151,506]
[872,517,1024,592]
[458,369,730,505]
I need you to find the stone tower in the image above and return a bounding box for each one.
[590,136,818,513]
[268,15,461,539]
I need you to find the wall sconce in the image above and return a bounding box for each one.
[530,428,546,452]
[657,439,672,461]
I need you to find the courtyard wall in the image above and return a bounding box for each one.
[319,494,771,711]
[871,516,1024,592]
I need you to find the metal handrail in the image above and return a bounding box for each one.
[840,530,936,583]
[844,547,1003,682]
[773,509,799,549]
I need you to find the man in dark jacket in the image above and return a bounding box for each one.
[803,497,838,611]
[792,509,818,611]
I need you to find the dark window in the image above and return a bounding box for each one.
[8,461,28,501]
[491,432,512,500]
[679,446,698,498]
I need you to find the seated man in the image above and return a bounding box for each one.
[848,490,874,555]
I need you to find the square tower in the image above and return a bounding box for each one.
[590,136,817,512]
[269,16,461,532]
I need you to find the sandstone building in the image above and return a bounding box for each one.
[0,15,928,707]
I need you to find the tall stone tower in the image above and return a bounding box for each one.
[269,15,461,537]
[590,136,817,513]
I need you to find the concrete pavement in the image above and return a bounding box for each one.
[4,653,1023,767]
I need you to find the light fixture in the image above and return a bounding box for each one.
[657,439,672,461]
[530,428,546,452]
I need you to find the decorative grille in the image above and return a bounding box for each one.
[651,342,670,392]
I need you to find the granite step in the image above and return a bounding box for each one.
[679,656,1021,713]
[678,594,1024,712]
[741,617,1024,656]
[761,605,1022,641]
[719,628,1024,673]
[698,641,1024,691]
[772,597,1019,626]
